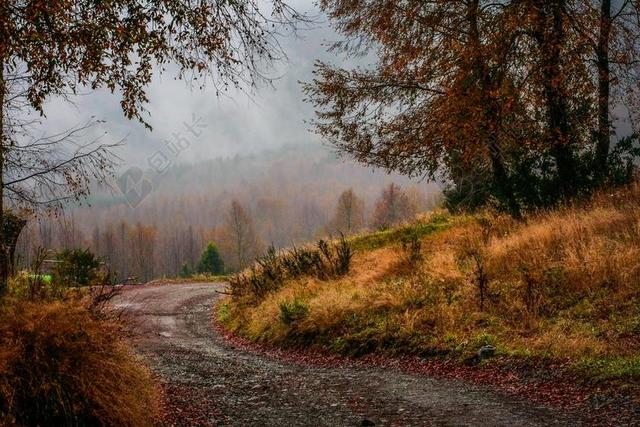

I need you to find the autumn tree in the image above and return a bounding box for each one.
[371,184,415,230]
[405,186,439,213]
[0,0,304,290]
[129,224,157,282]
[116,221,131,282]
[304,0,530,215]
[255,198,289,248]
[305,0,640,216]
[573,0,640,178]
[595,0,615,174]
[219,200,262,271]
[330,189,365,235]
[99,224,116,280]
[510,0,640,194]
[299,201,327,241]
[520,0,594,199]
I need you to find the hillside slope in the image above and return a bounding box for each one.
[221,184,640,386]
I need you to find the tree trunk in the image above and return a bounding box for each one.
[538,0,576,199]
[596,0,612,177]
[3,213,26,277]
[467,0,521,217]
[488,140,521,218]
[0,61,7,294]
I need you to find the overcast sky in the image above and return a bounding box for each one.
[36,0,342,170]
[27,0,639,177]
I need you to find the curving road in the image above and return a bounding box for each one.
[114,283,576,426]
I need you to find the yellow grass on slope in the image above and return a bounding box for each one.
[222,185,640,379]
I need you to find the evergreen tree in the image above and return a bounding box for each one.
[196,242,225,275]
[53,248,101,287]
[179,263,193,279]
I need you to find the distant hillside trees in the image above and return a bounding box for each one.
[300,201,327,241]
[13,153,439,281]
[330,189,365,235]
[129,224,157,283]
[371,184,416,230]
[196,243,225,275]
[255,198,289,248]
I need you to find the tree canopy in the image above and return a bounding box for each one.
[371,184,415,229]
[1,0,303,123]
[331,189,365,235]
[304,0,640,216]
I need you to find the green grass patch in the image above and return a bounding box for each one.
[28,274,53,284]
[218,302,231,323]
[575,356,640,382]
[350,212,454,251]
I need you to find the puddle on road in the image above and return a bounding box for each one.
[112,302,138,310]
[157,315,178,329]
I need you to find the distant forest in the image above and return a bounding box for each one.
[16,144,440,281]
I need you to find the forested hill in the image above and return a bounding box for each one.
[86,143,436,208]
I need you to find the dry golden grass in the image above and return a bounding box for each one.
[0,297,160,426]
[223,184,640,378]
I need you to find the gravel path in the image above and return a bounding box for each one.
[115,282,578,427]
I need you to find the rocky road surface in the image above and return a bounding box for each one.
[115,282,578,426]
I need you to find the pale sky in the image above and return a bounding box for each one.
[35,0,341,170]
[30,0,635,175]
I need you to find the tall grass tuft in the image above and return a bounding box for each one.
[0,284,159,425]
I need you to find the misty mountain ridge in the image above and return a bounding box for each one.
[88,142,441,211]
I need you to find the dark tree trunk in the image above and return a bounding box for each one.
[596,0,612,178]
[467,0,521,217]
[537,0,577,199]
[0,61,7,294]
[488,140,521,218]
[3,213,26,277]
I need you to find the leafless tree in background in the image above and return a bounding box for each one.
[220,200,263,271]
[1,67,120,282]
[330,189,365,235]
[371,184,416,230]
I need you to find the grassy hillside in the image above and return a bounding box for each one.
[220,184,640,383]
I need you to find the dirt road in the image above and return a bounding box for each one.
[115,282,577,426]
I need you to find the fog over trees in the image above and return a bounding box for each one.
[16,144,440,281]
